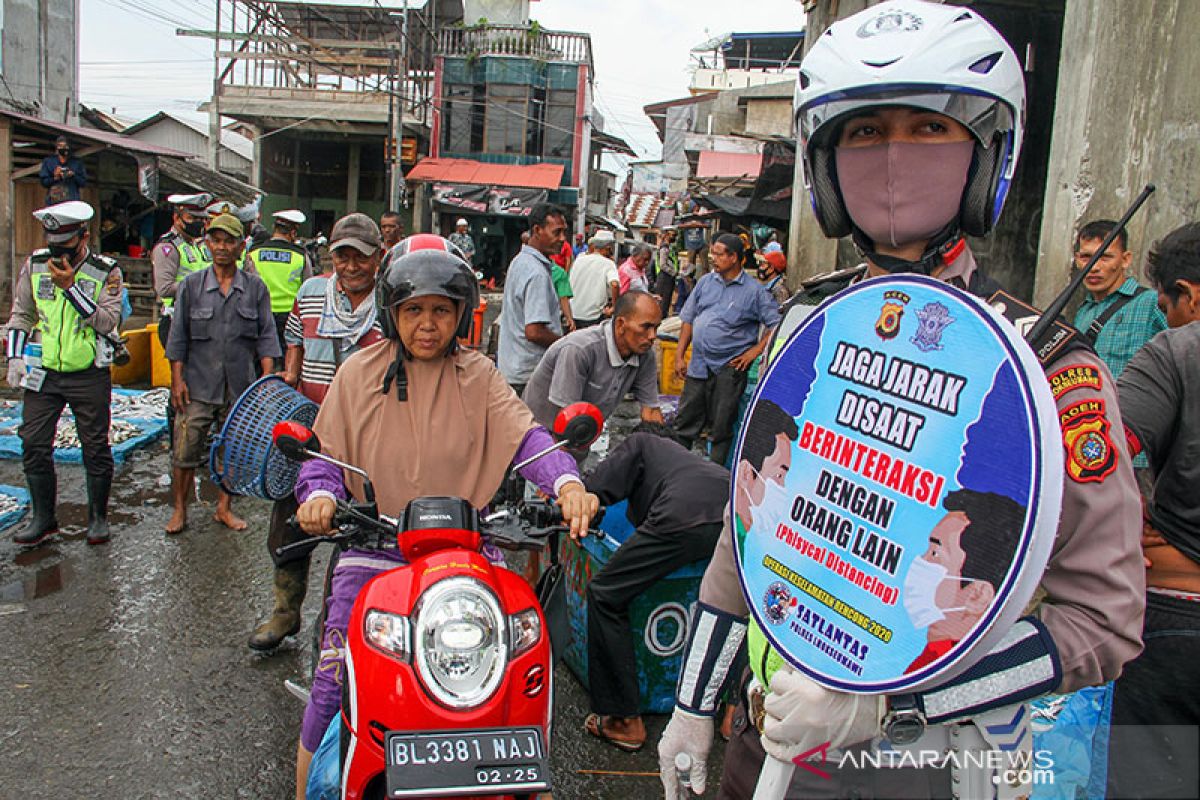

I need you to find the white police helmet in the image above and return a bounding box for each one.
[795,0,1025,239]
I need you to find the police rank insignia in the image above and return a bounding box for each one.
[1060,400,1117,483]
[875,290,909,340]
[911,301,954,352]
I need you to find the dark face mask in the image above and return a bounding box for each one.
[48,243,77,260]
[182,219,205,238]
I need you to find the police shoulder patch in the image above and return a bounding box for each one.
[1048,364,1101,400]
[1059,398,1117,483]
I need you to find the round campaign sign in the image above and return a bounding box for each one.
[732,275,1063,693]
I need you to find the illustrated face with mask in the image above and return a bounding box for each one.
[735,432,793,536]
[834,107,976,262]
[903,510,995,637]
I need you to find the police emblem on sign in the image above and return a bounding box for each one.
[911,302,954,352]
[875,290,909,340]
[763,582,797,625]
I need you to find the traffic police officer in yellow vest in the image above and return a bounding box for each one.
[4,201,124,546]
[246,209,314,357]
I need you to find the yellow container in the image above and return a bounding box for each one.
[657,339,691,396]
[110,327,151,385]
[149,323,171,388]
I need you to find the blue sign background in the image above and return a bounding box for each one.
[734,275,1053,692]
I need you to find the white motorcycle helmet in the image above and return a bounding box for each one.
[795,0,1026,240]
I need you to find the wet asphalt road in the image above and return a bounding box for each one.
[0,415,727,798]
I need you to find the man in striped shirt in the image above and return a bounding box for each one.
[248,213,385,651]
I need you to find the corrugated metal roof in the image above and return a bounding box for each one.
[623,192,666,228]
[0,108,190,158]
[125,112,255,163]
[158,157,260,206]
[406,158,564,190]
[696,150,763,179]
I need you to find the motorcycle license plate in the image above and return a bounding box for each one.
[384,727,551,797]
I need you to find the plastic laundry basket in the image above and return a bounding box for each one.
[209,376,319,500]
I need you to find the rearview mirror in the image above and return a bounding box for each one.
[272,420,321,461]
[554,402,604,450]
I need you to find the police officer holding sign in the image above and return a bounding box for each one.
[246,209,315,357]
[5,201,124,546]
[656,3,1145,797]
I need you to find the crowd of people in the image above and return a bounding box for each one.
[4,1,1199,797]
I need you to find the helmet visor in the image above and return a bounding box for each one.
[799,88,1014,150]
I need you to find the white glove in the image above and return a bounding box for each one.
[658,707,713,797]
[6,357,25,389]
[760,663,885,763]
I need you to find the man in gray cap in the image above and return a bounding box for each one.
[246,209,315,358]
[4,200,124,545]
[249,212,385,651]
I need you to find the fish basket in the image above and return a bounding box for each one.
[209,376,319,500]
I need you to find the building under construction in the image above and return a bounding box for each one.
[186,0,462,237]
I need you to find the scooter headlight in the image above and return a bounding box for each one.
[414,577,507,709]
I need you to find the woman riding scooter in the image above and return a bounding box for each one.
[291,233,599,796]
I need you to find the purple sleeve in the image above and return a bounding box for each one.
[295,458,347,502]
[514,426,580,496]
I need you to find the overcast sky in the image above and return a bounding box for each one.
[80,0,806,169]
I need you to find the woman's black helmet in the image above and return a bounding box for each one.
[377,234,479,341]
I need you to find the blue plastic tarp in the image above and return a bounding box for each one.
[0,484,29,531]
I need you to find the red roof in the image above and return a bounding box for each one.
[696,150,763,179]
[407,158,565,190]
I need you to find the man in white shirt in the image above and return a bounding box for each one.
[569,230,620,328]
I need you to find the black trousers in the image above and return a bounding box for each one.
[653,272,676,319]
[20,366,113,480]
[267,493,313,567]
[575,317,602,329]
[1108,592,1200,798]
[672,366,748,466]
[586,521,722,716]
[272,311,290,365]
[157,316,175,437]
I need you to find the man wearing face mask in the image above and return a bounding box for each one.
[903,490,1025,673]
[39,136,88,204]
[152,193,213,346]
[732,400,798,548]
[4,201,123,546]
[658,3,1144,798]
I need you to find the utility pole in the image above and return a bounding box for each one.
[208,0,222,172]
[389,0,409,210]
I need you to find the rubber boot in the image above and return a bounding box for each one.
[248,562,307,651]
[15,472,58,546]
[85,474,112,545]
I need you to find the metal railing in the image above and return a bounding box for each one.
[437,25,592,69]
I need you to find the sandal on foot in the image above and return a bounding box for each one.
[584,713,645,753]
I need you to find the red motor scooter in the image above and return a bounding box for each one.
[272,404,603,800]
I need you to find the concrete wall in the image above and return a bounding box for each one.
[1033,0,1200,308]
[1,0,77,122]
[744,98,792,137]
